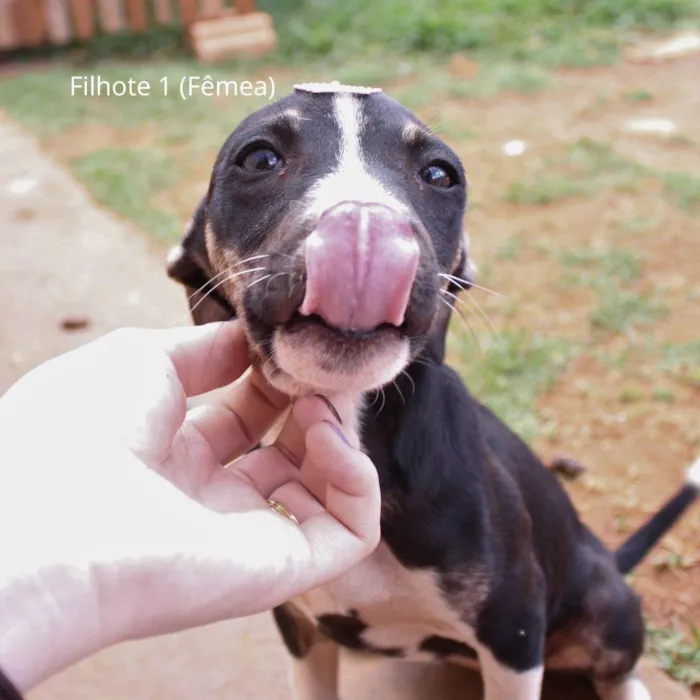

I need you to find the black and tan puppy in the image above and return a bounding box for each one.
[167,82,699,700]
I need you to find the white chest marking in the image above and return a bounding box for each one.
[295,541,481,660]
[305,94,406,218]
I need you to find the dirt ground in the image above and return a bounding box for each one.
[1,48,698,698]
[438,55,700,633]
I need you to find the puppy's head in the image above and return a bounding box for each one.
[168,83,474,395]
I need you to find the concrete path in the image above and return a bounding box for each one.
[0,115,690,700]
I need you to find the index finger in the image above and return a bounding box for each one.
[157,321,251,397]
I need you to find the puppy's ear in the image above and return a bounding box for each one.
[166,198,236,325]
[447,231,478,294]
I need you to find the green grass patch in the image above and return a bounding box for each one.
[558,247,644,287]
[506,178,585,205]
[614,214,661,236]
[661,340,700,385]
[506,138,645,205]
[618,388,644,403]
[446,63,551,98]
[651,388,676,403]
[450,330,574,441]
[622,88,654,102]
[646,623,700,690]
[662,171,700,213]
[261,0,700,64]
[497,235,524,261]
[72,147,180,239]
[507,138,700,216]
[590,288,669,333]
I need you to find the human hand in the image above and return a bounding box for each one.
[0,322,380,691]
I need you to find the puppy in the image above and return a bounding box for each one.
[167,82,699,700]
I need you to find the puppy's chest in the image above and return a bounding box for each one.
[294,541,482,663]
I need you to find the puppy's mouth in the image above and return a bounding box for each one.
[286,313,406,340]
[241,200,434,396]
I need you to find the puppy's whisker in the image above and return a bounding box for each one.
[440,272,504,299]
[376,387,387,416]
[235,253,270,267]
[410,356,435,369]
[400,369,417,396]
[463,292,501,341]
[393,379,406,406]
[247,274,273,290]
[442,289,498,342]
[189,266,266,315]
[439,295,482,355]
[186,267,231,302]
[186,256,272,302]
[263,271,291,294]
[440,273,469,295]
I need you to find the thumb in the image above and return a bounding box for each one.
[296,418,382,583]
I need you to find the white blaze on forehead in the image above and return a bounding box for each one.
[305,94,406,217]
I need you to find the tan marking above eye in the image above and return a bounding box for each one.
[402,121,426,145]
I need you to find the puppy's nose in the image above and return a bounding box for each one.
[300,201,420,332]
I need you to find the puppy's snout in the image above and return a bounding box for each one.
[300,201,420,332]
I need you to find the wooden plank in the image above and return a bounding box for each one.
[178,0,198,23]
[0,3,19,49]
[153,0,173,24]
[190,11,271,41]
[43,0,73,44]
[124,0,148,31]
[12,0,46,46]
[96,0,127,32]
[200,0,224,17]
[68,0,96,40]
[193,23,276,62]
[235,0,255,14]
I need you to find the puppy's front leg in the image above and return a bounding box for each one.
[475,589,546,700]
[290,637,340,700]
[479,646,544,700]
[273,604,340,700]
[594,675,652,700]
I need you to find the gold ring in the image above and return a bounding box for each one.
[266,499,300,526]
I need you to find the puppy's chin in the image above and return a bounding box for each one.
[265,322,411,396]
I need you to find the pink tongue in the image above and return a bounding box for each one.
[300,201,420,332]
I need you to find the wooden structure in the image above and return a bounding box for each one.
[0,0,276,62]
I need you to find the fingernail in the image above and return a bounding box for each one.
[314,394,343,425]
[325,420,352,448]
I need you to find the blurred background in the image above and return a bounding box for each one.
[0,0,698,696]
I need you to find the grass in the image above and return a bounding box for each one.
[506,138,645,205]
[623,88,655,102]
[590,288,669,333]
[450,330,574,442]
[497,236,524,261]
[506,179,585,205]
[507,138,700,216]
[259,0,700,64]
[661,341,700,386]
[662,171,700,213]
[558,247,644,287]
[72,148,180,240]
[646,623,700,690]
[551,243,668,337]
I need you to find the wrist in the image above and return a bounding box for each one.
[0,558,109,692]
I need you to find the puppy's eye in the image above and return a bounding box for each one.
[241,148,283,173]
[420,163,454,189]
